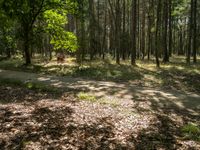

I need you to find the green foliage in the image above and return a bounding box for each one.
[181,123,200,141]
[77,92,97,102]
[1,0,78,59]
[172,0,190,17]
[44,10,77,52]
[77,92,119,107]
[0,9,16,54]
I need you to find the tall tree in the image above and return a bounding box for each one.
[2,0,76,65]
[193,0,197,63]
[88,0,96,60]
[155,0,161,67]
[187,0,194,64]
[163,0,169,62]
[131,0,137,65]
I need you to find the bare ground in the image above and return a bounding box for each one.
[0,69,200,149]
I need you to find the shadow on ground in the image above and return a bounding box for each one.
[0,100,128,149]
[0,83,199,149]
[129,90,200,149]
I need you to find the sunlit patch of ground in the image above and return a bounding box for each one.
[0,85,199,149]
[0,55,200,92]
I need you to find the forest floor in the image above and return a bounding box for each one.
[0,56,200,93]
[0,67,200,149]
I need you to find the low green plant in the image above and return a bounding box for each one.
[77,92,119,107]
[25,82,59,93]
[77,92,97,102]
[181,123,200,141]
[99,98,119,107]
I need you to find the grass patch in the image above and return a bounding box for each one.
[181,123,200,141]
[0,78,60,94]
[99,98,119,107]
[77,92,119,107]
[77,92,97,102]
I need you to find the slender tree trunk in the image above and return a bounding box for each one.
[193,0,197,63]
[23,27,31,65]
[163,0,169,62]
[102,0,108,59]
[115,0,121,64]
[141,0,146,60]
[155,0,161,67]
[147,0,152,60]
[187,0,194,64]
[89,0,96,60]
[168,0,172,57]
[131,0,137,65]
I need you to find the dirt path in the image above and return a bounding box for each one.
[1,69,200,149]
[0,69,200,112]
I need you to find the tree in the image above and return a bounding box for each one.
[131,0,137,65]
[1,0,199,66]
[163,0,169,63]
[193,0,197,63]
[2,0,77,65]
[44,10,77,52]
[0,9,16,58]
[155,0,161,67]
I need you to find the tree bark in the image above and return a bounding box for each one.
[131,0,137,65]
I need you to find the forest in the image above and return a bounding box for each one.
[0,0,200,149]
[0,0,199,66]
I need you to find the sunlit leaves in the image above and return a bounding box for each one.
[172,0,190,17]
[44,10,77,52]
[1,0,78,53]
[50,31,78,52]
[44,10,67,27]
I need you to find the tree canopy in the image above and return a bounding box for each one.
[0,0,199,65]
[0,0,78,64]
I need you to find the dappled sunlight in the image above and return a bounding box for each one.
[1,56,200,93]
[0,85,153,149]
[134,89,200,111]
[0,0,199,147]
[1,68,200,112]
[0,67,200,149]
[0,57,200,149]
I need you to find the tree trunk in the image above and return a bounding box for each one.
[24,38,31,65]
[131,0,137,65]
[155,0,161,67]
[141,0,146,60]
[187,0,194,64]
[23,27,31,65]
[168,0,172,57]
[193,0,197,63]
[88,0,96,60]
[163,0,169,62]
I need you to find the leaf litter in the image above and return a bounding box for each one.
[0,85,199,149]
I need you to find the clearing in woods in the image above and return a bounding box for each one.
[0,68,200,149]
